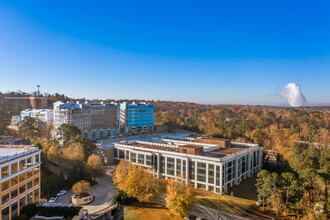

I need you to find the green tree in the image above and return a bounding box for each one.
[57,123,81,143]
[256,170,273,210]
[280,172,302,212]
[19,116,36,138]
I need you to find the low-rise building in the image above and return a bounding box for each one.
[120,102,154,135]
[0,144,41,219]
[5,96,49,109]
[112,137,262,194]
[12,109,54,126]
[54,101,119,140]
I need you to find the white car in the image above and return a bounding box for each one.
[49,196,57,203]
[57,190,67,197]
[256,200,263,206]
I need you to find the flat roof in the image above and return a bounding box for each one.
[215,147,248,154]
[179,144,203,149]
[134,143,178,152]
[196,137,231,141]
[0,145,38,160]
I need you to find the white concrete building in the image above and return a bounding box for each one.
[112,137,262,194]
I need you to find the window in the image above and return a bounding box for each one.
[19,160,26,170]
[19,185,26,194]
[35,154,40,163]
[119,150,125,159]
[131,153,136,162]
[34,177,39,186]
[176,159,181,175]
[34,189,39,202]
[27,181,33,190]
[11,162,18,174]
[167,158,175,176]
[146,155,152,166]
[138,154,144,164]
[2,206,9,219]
[11,176,18,186]
[27,157,33,167]
[20,196,26,209]
[208,164,214,183]
[27,170,33,178]
[19,173,26,182]
[114,149,118,157]
[11,189,18,199]
[189,161,195,180]
[34,167,39,175]
[197,162,206,182]
[1,166,9,178]
[27,192,33,204]
[1,194,9,205]
[1,180,9,191]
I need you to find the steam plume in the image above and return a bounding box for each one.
[279,83,306,107]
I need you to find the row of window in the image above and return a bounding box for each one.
[1,155,40,179]
[1,188,39,219]
[1,167,39,192]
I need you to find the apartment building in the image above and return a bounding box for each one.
[0,145,41,220]
[11,109,54,126]
[54,101,118,140]
[113,137,262,194]
[120,102,154,134]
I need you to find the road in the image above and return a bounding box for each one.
[56,174,116,215]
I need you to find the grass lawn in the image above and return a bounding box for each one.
[124,203,184,220]
[193,187,273,219]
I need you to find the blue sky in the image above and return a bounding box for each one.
[0,0,329,105]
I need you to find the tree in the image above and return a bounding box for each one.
[46,145,59,162]
[62,142,85,162]
[256,170,273,210]
[57,123,81,143]
[72,180,91,197]
[113,161,160,203]
[251,128,266,145]
[87,154,105,181]
[165,180,194,216]
[280,172,302,212]
[19,116,36,138]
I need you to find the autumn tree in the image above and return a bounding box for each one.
[165,180,194,216]
[87,154,105,181]
[46,145,59,162]
[72,180,91,197]
[113,160,160,202]
[62,142,85,162]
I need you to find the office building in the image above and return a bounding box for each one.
[120,102,154,134]
[54,101,118,139]
[112,137,262,194]
[5,97,49,109]
[0,144,41,219]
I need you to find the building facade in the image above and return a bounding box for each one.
[0,145,41,220]
[5,97,49,109]
[54,101,118,140]
[113,138,262,194]
[120,102,154,134]
[12,109,54,126]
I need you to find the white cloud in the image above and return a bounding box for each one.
[279,83,306,107]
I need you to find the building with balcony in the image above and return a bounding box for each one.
[120,102,154,135]
[54,101,119,140]
[0,145,41,220]
[112,137,262,194]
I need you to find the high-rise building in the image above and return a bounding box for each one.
[0,144,41,219]
[120,102,154,134]
[54,101,118,139]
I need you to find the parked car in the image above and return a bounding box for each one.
[110,135,115,139]
[256,200,263,206]
[118,134,123,137]
[57,190,67,197]
[49,196,57,203]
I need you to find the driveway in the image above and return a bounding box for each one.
[56,174,116,215]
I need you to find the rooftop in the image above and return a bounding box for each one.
[0,145,39,162]
[134,143,178,152]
